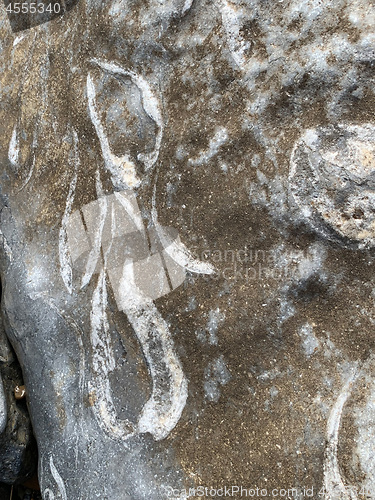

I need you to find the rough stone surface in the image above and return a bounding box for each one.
[0,0,375,499]
[0,312,37,485]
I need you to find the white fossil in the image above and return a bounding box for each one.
[60,61,214,442]
[289,123,375,248]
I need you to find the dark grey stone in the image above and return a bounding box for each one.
[0,318,37,485]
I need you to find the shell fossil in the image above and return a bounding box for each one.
[289,123,375,249]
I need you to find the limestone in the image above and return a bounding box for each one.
[0,0,375,499]
[290,123,375,248]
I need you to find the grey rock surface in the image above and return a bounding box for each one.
[0,0,375,499]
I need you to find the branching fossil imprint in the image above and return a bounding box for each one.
[58,60,215,443]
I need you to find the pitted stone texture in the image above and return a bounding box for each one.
[290,124,375,248]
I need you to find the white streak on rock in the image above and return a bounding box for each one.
[13,35,25,47]
[49,456,67,500]
[118,260,188,441]
[90,58,163,171]
[181,0,194,15]
[0,373,7,435]
[0,229,13,262]
[324,370,359,500]
[88,188,137,442]
[114,191,145,235]
[81,195,107,289]
[16,155,36,193]
[89,269,135,441]
[151,203,215,275]
[299,322,320,357]
[59,133,79,294]
[87,73,140,189]
[217,0,250,69]
[43,489,55,500]
[8,125,19,167]
[204,355,231,402]
[206,308,225,345]
[189,127,228,166]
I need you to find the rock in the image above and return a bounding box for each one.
[290,123,375,248]
[0,0,375,498]
[0,482,12,498]
[0,320,37,484]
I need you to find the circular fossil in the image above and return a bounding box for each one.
[289,123,375,248]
